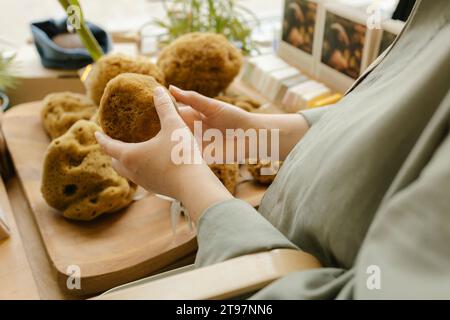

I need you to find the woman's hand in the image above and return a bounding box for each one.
[170,85,310,161]
[95,87,232,223]
[170,85,253,138]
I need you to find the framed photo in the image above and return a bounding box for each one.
[371,19,405,62]
[315,3,380,92]
[278,0,322,75]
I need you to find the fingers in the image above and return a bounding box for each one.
[178,105,205,121]
[177,105,195,117]
[95,131,128,160]
[169,85,224,117]
[153,87,181,127]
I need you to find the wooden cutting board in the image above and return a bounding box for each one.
[2,101,267,295]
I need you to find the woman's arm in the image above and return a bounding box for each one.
[96,87,300,269]
[251,112,310,160]
[96,87,310,224]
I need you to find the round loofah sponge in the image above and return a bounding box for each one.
[41,92,97,139]
[246,161,283,185]
[209,163,239,194]
[157,32,243,97]
[41,120,136,221]
[98,73,175,143]
[85,53,166,105]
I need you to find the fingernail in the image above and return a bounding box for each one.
[154,86,165,96]
[169,85,182,93]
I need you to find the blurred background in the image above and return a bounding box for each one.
[0,0,403,109]
[0,0,399,49]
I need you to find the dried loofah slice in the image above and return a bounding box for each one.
[98,73,175,143]
[157,32,242,97]
[215,94,262,112]
[214,95,236,105]
[235,95,262,109]
[41,92,97,139]
[234,101,254,112]
[246,160,283,185]
[209,163,239,194]
[85,53,166,105]
[41,120,136,221]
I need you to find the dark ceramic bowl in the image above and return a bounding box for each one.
[31,18,112,69]
[0,91,10,111]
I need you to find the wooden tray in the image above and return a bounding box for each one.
[0,174,40,299]
[2,101,267,295]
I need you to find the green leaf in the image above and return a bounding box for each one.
[58,0,104,61]
[154,0,259,55]
[0,52,19,91]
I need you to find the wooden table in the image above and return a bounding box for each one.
[3,175,199,299]
[0,176,40,299]
[3,176,73,299]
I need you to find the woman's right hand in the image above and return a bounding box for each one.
[169,85,311,162]
[169,85,254,136]
[169,85,258,164]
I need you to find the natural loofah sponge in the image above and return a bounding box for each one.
[41,92,97,139]
[246,161,283,185]
[98,73,175,143]
[209,163,239,194]
[41,120,136,221]
[85,53,166,105]
[157,32,243,97]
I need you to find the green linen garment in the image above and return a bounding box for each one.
[195,0,450,299]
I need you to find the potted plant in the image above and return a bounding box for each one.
[151,0,260,55]
[0,51,18,111]
[29,0,108,70]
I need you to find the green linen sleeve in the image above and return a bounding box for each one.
[299,106,331,127]
[195,199,298,267]
[353,130,450,299]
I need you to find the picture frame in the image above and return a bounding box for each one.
[315,2,381,93]
[278,0,323,75]
[370,19,405,63]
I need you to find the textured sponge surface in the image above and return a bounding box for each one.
[98,73,169,143]
[86,53,165,105]
[41,120,135,221]
[157,32,242,97]
[41,92,97,139]
[209,163,239,194]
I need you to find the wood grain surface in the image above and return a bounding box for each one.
[0,176,40,299]
[2,101,267,295]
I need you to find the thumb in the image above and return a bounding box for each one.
[95,131,129,160]
[153,86,181,127]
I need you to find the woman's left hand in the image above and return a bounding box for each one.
[95,87,232,223]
